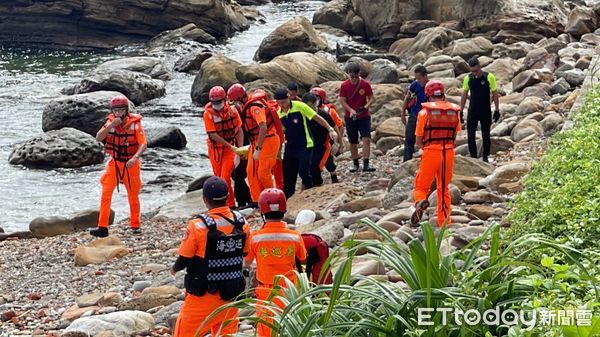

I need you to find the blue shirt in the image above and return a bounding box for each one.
[408,81,427,117]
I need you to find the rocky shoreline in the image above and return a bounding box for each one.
[2,0,600,335]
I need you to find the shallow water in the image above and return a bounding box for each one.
[0,1,345,232]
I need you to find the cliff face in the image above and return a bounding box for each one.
[0,0,249,50]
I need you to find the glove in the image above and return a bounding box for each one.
[328,128,337,142]
[253,148,261,161]
[277,146,284,160]
[232,146,245,156]
[234,154,240,168]
[493,110,501,123]
[331,143,340,155]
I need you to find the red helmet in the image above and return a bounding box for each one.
[209,86,226,101]
[424,80,445,98]
[110,95,129,109]
[310,87,326,102]
[258,188,287,214]
[227,83,246,101]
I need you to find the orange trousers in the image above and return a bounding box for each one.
[413,147,454,227]
[98,159,142,229]
[173,292,238,337]
[209,145,236,208]
[255,285,286,337]
[274,159,284,190]
[247,135,280,202]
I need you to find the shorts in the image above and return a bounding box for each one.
[345,116,371,144]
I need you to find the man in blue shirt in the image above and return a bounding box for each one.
[274,88,338,198]
[401,65,428,162]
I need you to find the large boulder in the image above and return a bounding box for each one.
[174,50,213,73]
[389,27,464,61]
[236,52,346,91]
[154,190,207,220]
[73,70,166,105]
[191,55,241,105]
[146,23,216,50]
[42,91,130,135]
[565,6,599,38]
[511,70,543,92]
[511,119,544,142]
[366,59,402,84]
[312,0,363,36]
[74,236,130,266]
[443,36,494,60]
[482,58,520,86]
[29,209,114,238]
[523,48,559,72]
[146,127,187,150]
[0,1,248,50]
[480,162,530,191]
[94,57,170,81]
[297,220,345,247]
[350,0,421,44]
[9,128,104,169]
[62,310,154,337]
[255,17,327,62]
[515,96,545,116]
[492,42,534,59]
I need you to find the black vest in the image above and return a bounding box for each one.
[184,211,247,301]
[468,72,492,112]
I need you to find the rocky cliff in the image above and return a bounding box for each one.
[0,0,249,50]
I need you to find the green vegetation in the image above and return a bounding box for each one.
[507,86,600,248]
[202,220,599,337]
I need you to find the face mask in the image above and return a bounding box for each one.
[212,102,225,111]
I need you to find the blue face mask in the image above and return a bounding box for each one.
[212,102,225,111]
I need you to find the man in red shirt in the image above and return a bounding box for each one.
[339,62,376,172]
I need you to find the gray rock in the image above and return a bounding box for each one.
[146,127,187,150]
[511,119,544,142]
[42,91,130,136]
[561,69,585,87]
[492,42,533,59]
[30,209,114,238]
[153,301,183,326]
[535,37,567,54]
[565,6,598,38]
[451,226,486,249]
[132,281,153,293]
[540,113,564,132]
[480,162,530,191]
[9,128,104,169]
[154,190,207,220]
[550,78,571,95]
[515,96,545,116]
[74,70,166,105]
[512,70,542,92]
[174,51,213,73]
[186,174,213,193]
[428,184,462,207]
[463,190,505,204]
[443,36,494,59]
[61,310,154,337]
[147,23,216,50]
[366,59,401,84]
[94,57,170,81]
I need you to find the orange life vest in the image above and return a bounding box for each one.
[421,101,460,145]
[241,94,277,144]
[204,103,240,147]
[103,113,142,162]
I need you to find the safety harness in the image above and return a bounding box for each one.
[421,102,460,222]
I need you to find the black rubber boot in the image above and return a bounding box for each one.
[89,227,109,238]
[131,228,142,235]
[330,173,339,184]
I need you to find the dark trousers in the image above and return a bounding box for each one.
[283,149,313,198]
[233,159,252,207]
[311,145,333,186]
[467,109,491,159]
[403,115,418,162]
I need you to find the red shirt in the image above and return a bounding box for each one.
[339,78,373,118]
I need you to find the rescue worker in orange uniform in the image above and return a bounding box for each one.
[171,176,251,337]
[204,86,245,208]
[310,87,344,184]
[298,233,333,285]
[410,80,462,227]
[245,188,307,337]
[227,84,283,206]
[90,95,147,237]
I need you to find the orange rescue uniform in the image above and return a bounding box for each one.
[242,97,281,202]
[413,101,461,227]
[99,113,146,229]
[245,221,307,337]
[174,207,252,337]
[204,103,242,208]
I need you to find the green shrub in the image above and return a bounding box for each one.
[507,87,600,248]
